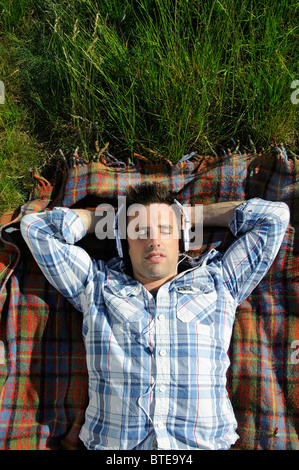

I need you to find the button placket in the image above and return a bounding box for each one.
[153,289,171,443]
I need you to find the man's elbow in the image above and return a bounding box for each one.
[20,213,31,239]
[20,212,44,240]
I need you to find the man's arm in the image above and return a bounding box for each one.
[218,198,290,305]
[202,201,244,227]
[20,208,102,312]
[189,200,244,230]
[189,198,289,304]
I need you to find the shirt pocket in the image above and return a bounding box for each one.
[102,283,145,323]
[175,283,217,325]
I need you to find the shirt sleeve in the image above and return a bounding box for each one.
[20,207,101,312]
[221,198,290,306]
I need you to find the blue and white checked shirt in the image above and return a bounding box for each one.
[21,198,290,450]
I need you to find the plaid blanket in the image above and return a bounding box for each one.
[0,145,298,450]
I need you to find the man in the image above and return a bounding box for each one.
[20,182,290,450]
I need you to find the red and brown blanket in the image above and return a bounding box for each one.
[0,145,298,449]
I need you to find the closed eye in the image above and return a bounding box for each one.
[135,225,173,237]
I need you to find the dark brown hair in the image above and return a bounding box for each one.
[125,181,175,207]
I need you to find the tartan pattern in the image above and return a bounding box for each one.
[0,146,298,449]
[20,199,289,450]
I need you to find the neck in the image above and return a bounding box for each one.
[137,272,177,291]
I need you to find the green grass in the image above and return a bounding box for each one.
[0,0,298,214]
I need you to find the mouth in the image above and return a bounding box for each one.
[145,252,166,263]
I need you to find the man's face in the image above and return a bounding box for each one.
[127,203,180,290]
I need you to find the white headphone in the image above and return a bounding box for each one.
[113,199,190,258]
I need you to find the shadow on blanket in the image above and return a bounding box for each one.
[0,145,298,450]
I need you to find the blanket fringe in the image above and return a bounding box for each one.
[56,140,292,169]
[27,140,295,193]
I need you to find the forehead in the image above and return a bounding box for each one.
[127,203,179,225]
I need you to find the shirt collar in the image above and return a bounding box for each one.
[105,253,209,293]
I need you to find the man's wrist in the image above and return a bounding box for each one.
[71,209,97,234]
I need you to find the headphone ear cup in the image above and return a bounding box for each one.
[173,199,190,253]
[179,228,185,252]
[121,239,129,260]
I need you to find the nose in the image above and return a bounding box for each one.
[148,237,161,249]
[146,226,161,248]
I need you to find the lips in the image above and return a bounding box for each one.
[145,252,166,263]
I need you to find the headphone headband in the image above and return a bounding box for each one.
[113,202,125,258]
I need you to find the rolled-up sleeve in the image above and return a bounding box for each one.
[222,198,290,306]
[21,208,99,312]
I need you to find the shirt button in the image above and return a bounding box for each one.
[159,349,166,357]
[159,385,166,392]
[157,422,164,429]
[158,314,165,321]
